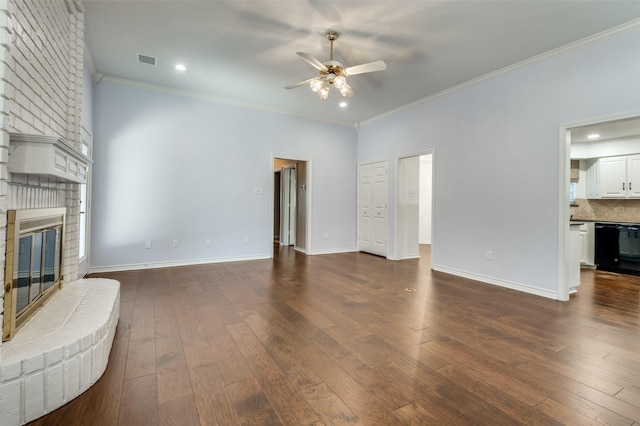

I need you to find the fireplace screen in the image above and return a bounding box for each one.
[3,208,65,340]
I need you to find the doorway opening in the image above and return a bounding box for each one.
[273,157,309,254]
[396,152,434,261]
[559,113,640,300]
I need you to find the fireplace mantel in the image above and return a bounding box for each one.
[8,133,91,184]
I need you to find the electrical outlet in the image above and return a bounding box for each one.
[243,236,249,244]
[206,239,212,247]
[486,250,493,261]
[145,241,152,249]
[173,239,179,247]
[324,233,329,240]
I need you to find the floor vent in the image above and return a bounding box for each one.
[137,53,156,66]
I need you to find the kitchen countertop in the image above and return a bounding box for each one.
[571,218,640,225]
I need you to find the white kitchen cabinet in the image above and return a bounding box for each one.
[569,223,582,294]
[585,159,600,199]
[599,154,640,199]
[579,222,595,266]
[628,155,640,197]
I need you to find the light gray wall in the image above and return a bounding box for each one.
[397,155,420,259]
[296,161,307,250]
[419,154,432,244]
[82,60,93,134]
[90,81,357,270]
[358,27,640,298]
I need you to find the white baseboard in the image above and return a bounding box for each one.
[431,264,559,300]
[308,247,359,255]
[89,254,272,273]
[394,253,421,261]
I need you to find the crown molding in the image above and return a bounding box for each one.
[359,18,640,127]
[98,76,357,128]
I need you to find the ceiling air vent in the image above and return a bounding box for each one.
[137,53,156,66]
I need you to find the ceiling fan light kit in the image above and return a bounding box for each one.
[286,30,386,101]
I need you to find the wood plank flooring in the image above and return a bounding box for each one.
[29,245,640,425]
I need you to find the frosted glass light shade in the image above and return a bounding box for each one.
[339,84,355,98]
[318,85,330,100]
[309,78,324,93]
[334,75,346,89]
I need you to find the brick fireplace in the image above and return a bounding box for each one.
[0,2,119,425]
[0,0,86,348]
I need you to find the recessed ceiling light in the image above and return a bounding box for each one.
[339,102,348,108]
[175,64,186,71]
[587,133,600,139]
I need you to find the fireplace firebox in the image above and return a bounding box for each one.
[3,207,65,341]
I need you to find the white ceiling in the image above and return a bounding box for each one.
[571,116,640,144]
[84,1,640,126]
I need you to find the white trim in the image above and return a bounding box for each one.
[360,18,640,127]
[395,254,421,261]
[557,127,571,301]
[562,111,640,130]
[308,247,358,255]
[100,75,355,128]
[294,246,307,254]
[88,254,272,274]
[306,160,313,253]
[270,155,313,257]
[432,265,559,300]
[393,149,436,263]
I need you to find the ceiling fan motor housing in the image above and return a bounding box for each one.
[321,61,346,84]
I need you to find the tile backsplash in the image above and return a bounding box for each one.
[571,198,640,223]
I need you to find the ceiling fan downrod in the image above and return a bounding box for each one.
[326,30,339,61]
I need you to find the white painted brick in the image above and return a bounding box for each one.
[64,339,79,359]
[80,334,91,351]
[63,356,79,402]
[22,351,44,375]
[79,349,91,392]
[0,379,21,426]
[45,363,63,412]
[0,359,20,382]
[44,346,63,367]
[24,371,44,421]
[91,339,103,383]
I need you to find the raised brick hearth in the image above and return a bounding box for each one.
[0,279,119,426]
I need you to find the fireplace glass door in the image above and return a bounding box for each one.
[15,225,62,317]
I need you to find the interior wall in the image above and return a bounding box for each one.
[82,57,94,136]
[90,81,357,270]
[295,161,307,251]
[419,154,433,244]
[358,26,640,299]
[397,156,420,259]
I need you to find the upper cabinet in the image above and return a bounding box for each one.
[591,154,640,199]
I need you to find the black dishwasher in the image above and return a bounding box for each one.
[595,223,640,276]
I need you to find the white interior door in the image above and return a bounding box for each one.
[359,160,388,256]
[359,164,373,253]
[280,165,297,246]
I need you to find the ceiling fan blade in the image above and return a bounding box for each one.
[285,78,315,89]
[297,52,327,71]
[344,60,387,76]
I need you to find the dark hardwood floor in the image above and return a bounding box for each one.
[29,245,640,425]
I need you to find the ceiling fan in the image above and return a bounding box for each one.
[285,30,387,100]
